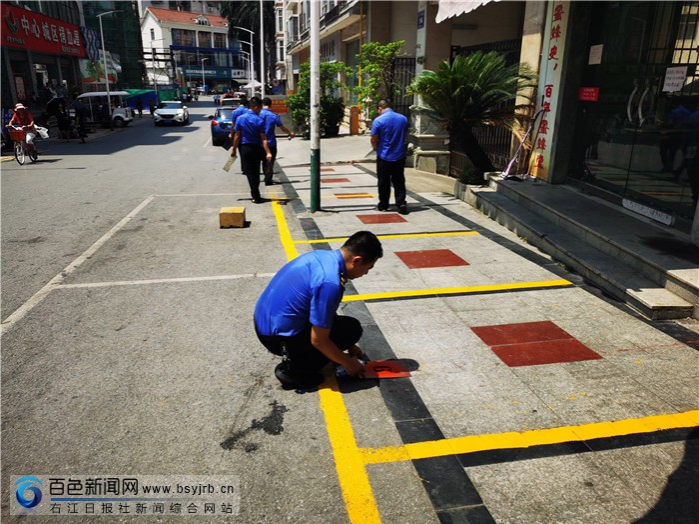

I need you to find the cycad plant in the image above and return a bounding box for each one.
[408,51,537,174]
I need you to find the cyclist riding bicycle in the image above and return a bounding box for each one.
[6,103,38,156]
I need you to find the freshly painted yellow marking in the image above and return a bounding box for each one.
[334,193,376,198]
[360,410,699,465]
[272,200,299,261]
[342,279,573,302]
[318,378,382,523]
[295,231,480,244]
[271,199,381,524]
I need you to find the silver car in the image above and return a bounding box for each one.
[153,101,190,126]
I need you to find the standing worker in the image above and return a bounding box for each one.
[227,98,250,144]
[254,231,383,390]
[370,99,409,214]
[230,97,272,204]
[260,97,295,186]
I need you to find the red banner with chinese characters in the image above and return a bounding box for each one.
[1,3,85,57]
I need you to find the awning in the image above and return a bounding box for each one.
[435,0,500,23]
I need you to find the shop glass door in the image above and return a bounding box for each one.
[570,1,699,223]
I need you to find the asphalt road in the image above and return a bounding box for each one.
[2,100,697,523]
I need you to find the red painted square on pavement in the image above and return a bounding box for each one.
[490,339,602,367]
[358,214,408,224]
[471,321,602,367]
[395,249,469,269]
[322,178,351,183]
[320,168,336,172]
[471,321,572,346]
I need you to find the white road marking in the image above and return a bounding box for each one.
[1,196,155,335]
[58,273,276,289]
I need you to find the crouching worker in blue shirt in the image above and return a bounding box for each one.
[254,231,383,390]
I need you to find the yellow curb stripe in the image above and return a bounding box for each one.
[271,199,381,524]
[272,200,299,261]
[319,379,382,523]
[342,279,573,302]
[295,231,480,244]
[360,410,699,465]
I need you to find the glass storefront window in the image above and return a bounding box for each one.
[569,1,698,223]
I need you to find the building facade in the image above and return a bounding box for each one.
[1,1,85,112]
[140,6,244,92]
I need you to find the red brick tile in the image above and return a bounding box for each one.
[490,339,602,367]
[471,321,571,346]
[357,214,408,224]
[395,249,469,269]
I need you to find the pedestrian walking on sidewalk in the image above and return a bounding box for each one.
[254,231,382,390]
[260,97,295,185]
[230,96,272,204]
[371,99,409,214]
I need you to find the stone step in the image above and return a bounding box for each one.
[465,185,695,320]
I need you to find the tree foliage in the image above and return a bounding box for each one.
[287,61,351,134]
[219,0,275,84]
[408,51,537,173]
[356,40,405,118]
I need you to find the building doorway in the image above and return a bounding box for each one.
[569,1,699,228]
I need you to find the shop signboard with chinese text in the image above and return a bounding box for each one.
[1,3,85,57]
[529,1,570,180]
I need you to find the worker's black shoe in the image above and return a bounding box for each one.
[274,363,324,390]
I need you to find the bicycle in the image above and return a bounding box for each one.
[7,126,38,165]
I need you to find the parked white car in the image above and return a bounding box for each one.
[153,101,190,126]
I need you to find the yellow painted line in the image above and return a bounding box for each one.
[272,200,299,261]
[295,231,480,244]
[334,193,376,198]
[319,378,382,522]
[271,199,381,524]
[342,279,573,302]
[361,410,699,465]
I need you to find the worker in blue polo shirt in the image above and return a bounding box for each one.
[230,97,272,204]
[371,99,409,214]
[260,97,295,185]
[254,231,383,390]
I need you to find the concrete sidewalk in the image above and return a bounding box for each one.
[258,145,699,522]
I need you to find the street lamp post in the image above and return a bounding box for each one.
[97,10,120,131]
[201,57,209,95]
[234,26,255,93]
[259,0,265,98]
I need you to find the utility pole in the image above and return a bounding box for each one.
[309,0,320,211]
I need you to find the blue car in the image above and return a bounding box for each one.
[209,103,240,146]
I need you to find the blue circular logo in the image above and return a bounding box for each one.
[16,476,43,509]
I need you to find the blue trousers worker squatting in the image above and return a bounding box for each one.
[254,231,384,390]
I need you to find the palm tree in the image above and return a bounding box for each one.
[220,0,275,86]
[408,51,537,174]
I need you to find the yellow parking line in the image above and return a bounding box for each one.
[295,231,480,244]
[360,410,699,464]
[271,200,382,524]
[343,279,573,302]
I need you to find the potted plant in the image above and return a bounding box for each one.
[321,96,345,137]
[287,61,350,138]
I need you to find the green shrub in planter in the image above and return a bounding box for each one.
[459,166,484,185]
[287,61,350,137]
